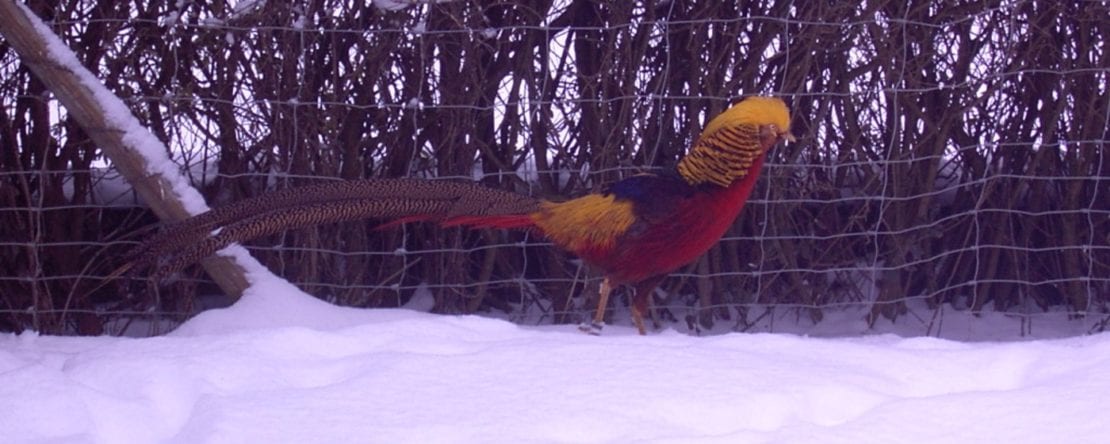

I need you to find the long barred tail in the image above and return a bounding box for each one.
[125,178,542,281]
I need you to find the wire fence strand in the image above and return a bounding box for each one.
[1,0,1107,336]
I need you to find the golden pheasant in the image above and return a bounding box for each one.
[125,96,793,334]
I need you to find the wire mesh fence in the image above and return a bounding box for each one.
[1,0,1107,336]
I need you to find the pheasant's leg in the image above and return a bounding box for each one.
[578,278,613,335]
[593,278,613,325]
[631,275,665,335]
[631,305,647,335]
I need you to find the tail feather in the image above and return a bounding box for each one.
[376,213,537,230]
[152,198,452,281]
[439,214,538,229]
[128,179,542,280]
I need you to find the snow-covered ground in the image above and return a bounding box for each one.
[4,273,1110,443]
[7,3,1109,442]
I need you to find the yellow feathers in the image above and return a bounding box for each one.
[532,194,637,252]
[677,96,792,187]
[701,96,791,137]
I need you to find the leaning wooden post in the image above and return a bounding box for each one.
[0,0,249,298]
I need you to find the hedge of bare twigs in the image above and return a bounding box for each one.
[1,0,1106,335]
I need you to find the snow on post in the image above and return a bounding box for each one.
[0,0,259,296]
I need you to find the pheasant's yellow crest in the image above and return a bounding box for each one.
[677,96,791,187]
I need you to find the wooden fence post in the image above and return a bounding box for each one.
[0,0,249,298]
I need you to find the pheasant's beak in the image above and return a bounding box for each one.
[782,132,796,143]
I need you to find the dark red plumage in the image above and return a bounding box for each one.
[587,154,767,285]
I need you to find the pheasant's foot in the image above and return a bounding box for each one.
[577,321,604,336]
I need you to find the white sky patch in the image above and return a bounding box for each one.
[373,0,412,11]
[373,0,462,12]
[291,8,307,29]
[230,0,266,19]
[161,11,181,27]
